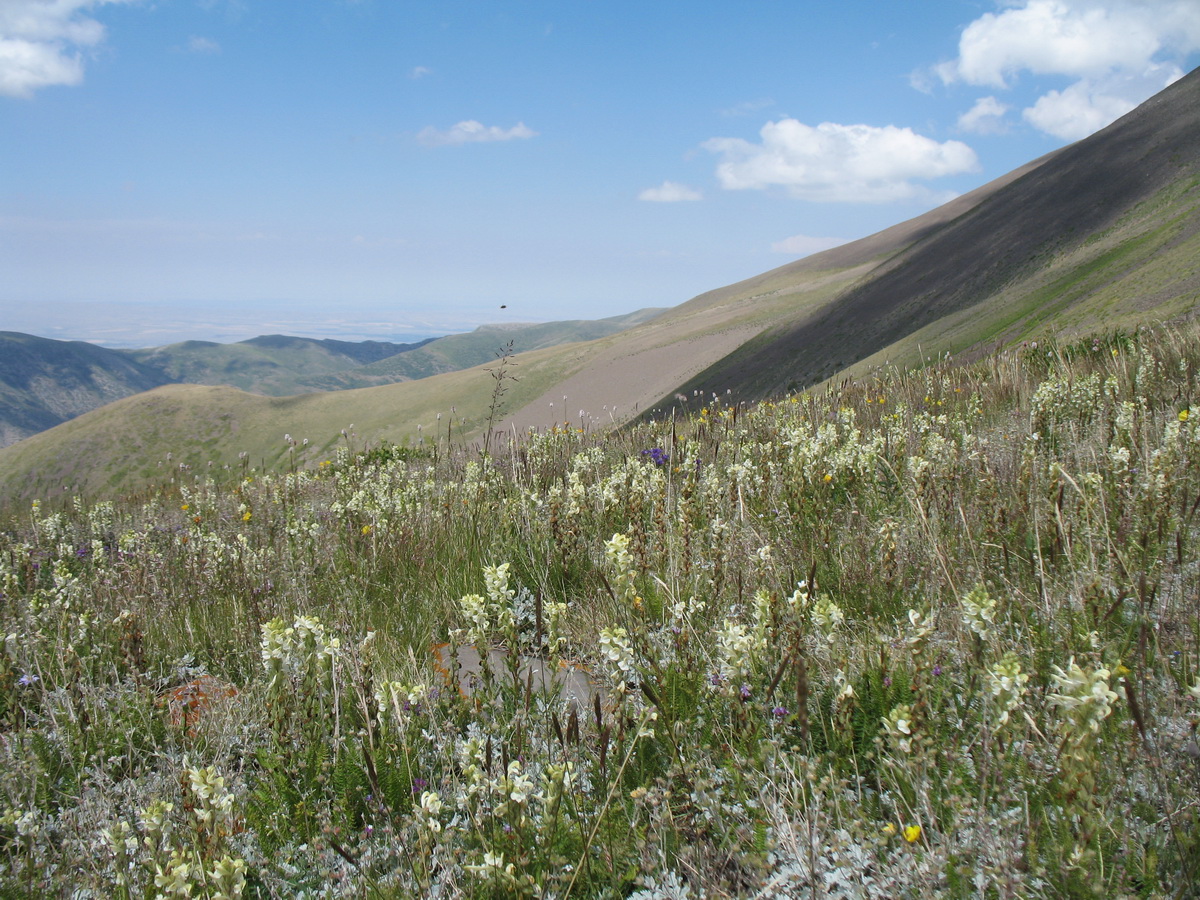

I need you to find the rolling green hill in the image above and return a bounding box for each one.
[125,335,431,396]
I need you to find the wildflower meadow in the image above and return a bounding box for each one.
[2,323,1200,898]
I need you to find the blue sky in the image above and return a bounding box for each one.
[3,0,1199,346]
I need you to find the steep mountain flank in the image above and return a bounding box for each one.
[659,66,1200,404]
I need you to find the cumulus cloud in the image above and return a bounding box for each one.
[770,234,849,256]
[638,181,702,202]
[1022,62,1186,138]
[0,0,135,98]
[703,119,979,203]
[935,0,1200,139]
[958,96,1010,133]
[416,120,537,147]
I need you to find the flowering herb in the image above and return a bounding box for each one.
[640,447,670,466]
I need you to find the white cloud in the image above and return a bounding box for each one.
[770,234,849,256]
[940,0,1165,87]
[935,1,1200,139]
[187,36,221,54]
[410,65,431,79]
[703,119,978,203]
[1024,62,1185,138]
[0,0,135,98]
[416,120,537,147]
[958,96,1010,133]
[638,181,702,202]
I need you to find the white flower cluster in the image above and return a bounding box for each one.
[185,764,237,832]
[459,563,518,647]
[883,704,914,754]
[987,652,1029,730]
[599,625,636,693]
[137,776,247,900]
[605,532,638,603]
[375,680,429,727]
[810,595,845,645]
[713,619,757,691]
[782,408,884,488]
[1048,658,1118,735]
[961,583,998,640]
[907,607,935,646]
[259,614,340,687]
[1030,372,1103,435]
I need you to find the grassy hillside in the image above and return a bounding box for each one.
[303,309,665,390]
[0,328,660,509]
[2,322,1199,896]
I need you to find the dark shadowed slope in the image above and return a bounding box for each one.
[0,333,173,448]
[662,66,1200,404]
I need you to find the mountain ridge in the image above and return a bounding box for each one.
[0,310,662,448]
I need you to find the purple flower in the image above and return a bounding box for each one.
[739,684,752,701]
[772,706,787,718]
[932,665,943,676]
[18,673,38,687]
[640,447,670,466]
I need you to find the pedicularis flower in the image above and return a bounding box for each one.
[1049,658,1118,734]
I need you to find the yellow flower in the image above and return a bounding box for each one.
[882,822,897,837]
[181,504,189,511]
[903,824,921,843]
[823,473,833,483]
[1180,409,1190,422]
[361,525,372,535]
[242,511,252,522]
